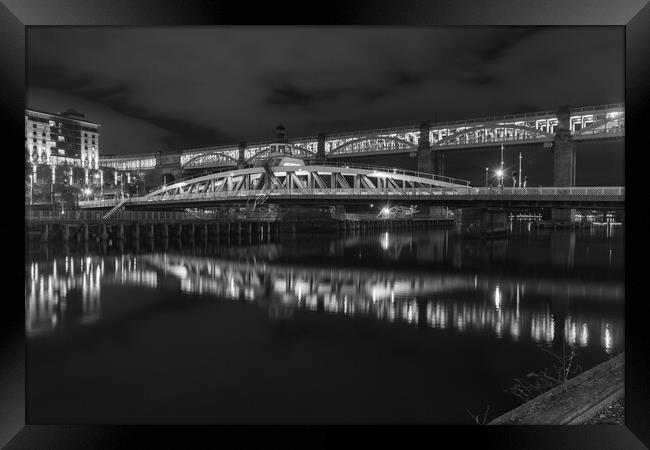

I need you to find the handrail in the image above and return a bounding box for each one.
[75,185,625,209]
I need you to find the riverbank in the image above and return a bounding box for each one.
[489,353,624,425]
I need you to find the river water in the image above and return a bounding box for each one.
[25,224,624,423]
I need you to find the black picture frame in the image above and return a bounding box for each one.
[3,0,648,448]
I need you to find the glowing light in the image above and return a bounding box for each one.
[494,284,501,310]
[496,169,504,178]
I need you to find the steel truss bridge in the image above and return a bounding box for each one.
[79,162,624,210]
[99,104,624,171]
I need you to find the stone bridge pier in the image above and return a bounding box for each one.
[552,106,577,222]
[417,120,444,176]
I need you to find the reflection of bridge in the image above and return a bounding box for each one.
[99,104,624,172]
[25,253,623,354]
[79,161,624,210]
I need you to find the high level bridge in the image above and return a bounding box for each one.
[99,104,624,181]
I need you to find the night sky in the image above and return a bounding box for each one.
[27,27,625,185]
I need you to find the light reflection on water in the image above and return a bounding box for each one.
[26,228,624,357]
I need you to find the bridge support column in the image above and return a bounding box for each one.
[39,224,49,243]
[62,225,70,243]
[238,142,247,169]
[433,151,445,176]
[117,223,125,240]
[454,207,507,237]
[133,224,140,240]
[416,120,434,174]
[162,223,168,239]
[317,133,326,162]
[552,106,577,222]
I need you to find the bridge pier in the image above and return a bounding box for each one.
[132,224,140,240]
[100,224,109,241]
[433,151,445,176]
[317,133,326,162]
[454,207,508,237]
[40,224,49,243]
[552,106,577,223]
[117,223,125,240]
[62,225,70,243]
[238,142,247,169]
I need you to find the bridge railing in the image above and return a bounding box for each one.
[76,186,624,209]
[114,186,625,203]
[25,209,220,223]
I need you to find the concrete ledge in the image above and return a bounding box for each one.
[489,353,624,425]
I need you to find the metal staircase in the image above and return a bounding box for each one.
[102,198,129,220]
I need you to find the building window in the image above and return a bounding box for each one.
[58,136,65,142]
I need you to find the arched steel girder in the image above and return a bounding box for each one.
[328,135,417,156]
[144,164,468,198]
[245,145,316,163]
[432,123,555,147]
[181,151,239,168]
[572,115,625,137]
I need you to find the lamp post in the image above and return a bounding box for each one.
[500,144,504,187]
[518,152,522,188]
[485,167,489,187]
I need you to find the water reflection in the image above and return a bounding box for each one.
[26,229,624,356]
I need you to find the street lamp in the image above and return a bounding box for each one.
[518,152,523,188]
[485,167,489,187]
[496,169,504,187]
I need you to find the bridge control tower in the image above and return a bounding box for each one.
[268,124,295,157]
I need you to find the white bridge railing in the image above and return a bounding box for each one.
[76,186,624,208]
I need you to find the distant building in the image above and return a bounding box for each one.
[25,108,100,170]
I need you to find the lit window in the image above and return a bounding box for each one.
[58,136,65,142]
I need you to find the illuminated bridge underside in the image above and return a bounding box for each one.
[99,104,624,171]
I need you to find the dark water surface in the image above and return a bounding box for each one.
[25,225,624,423]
